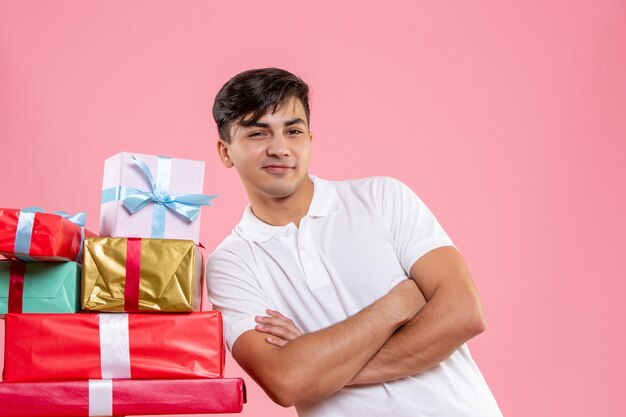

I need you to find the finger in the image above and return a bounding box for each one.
[266,309,289,319]
[255,323,299,340]
[256,315,295,329]
[265,336,288,348]
[264,312,303,336]
[255,323,299,341]
[264,310,294,326]
[257,315,290,327]
[255,316,293,332]
[257,317,303,338]
[258,315,301,333]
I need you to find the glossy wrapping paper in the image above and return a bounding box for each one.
[3,312,224,382]
[0,378,246,416]
[100,152,208,243]
[82,237,203,312]
[0,208,94,262]
[0,260,80,315]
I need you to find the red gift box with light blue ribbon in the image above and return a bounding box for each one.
[0,207,95,262]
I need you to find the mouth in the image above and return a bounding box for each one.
[262,165,294,174]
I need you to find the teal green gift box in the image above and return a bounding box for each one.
[0,261,81,315]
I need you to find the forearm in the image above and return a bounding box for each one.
[277,298,408,401]
[237,281,421,407]
[349,283,486,385]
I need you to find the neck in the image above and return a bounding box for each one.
[248,177,314,228]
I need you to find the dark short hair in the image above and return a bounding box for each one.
[212,67,311,142]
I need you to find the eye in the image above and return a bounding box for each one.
[287,129,303,135]
[249,131,266,137]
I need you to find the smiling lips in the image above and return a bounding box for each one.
[262,160,295,174]
[263,164,294,174]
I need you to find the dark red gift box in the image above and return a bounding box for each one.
[0,378,246,416]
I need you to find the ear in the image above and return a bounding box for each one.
[309,132,314,143]
[217,139,234,168]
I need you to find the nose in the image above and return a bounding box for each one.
[267,132,291,158]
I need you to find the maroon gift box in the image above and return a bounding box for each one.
[0,378,246,416]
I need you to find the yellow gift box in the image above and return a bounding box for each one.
[82,237,203,312]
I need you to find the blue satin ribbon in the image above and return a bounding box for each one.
[100,155,217,238]
[14,207,87,262]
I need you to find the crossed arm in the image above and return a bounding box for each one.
[230,246,486,407]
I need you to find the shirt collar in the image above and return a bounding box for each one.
[235,174,340,243]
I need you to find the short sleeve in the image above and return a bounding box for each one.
[206,248,270,352]
[377,177,457,274]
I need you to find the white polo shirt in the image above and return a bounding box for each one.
[207,175,502,417]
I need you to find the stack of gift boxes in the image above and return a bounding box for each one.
[0,152,246,417]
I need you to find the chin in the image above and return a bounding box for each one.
[259,177,302,198]
[246,171,307,199]
[262,184,298,199]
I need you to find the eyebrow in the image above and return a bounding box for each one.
[242,118,307,129]
[284,118,306,127]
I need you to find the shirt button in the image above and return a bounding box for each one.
[307,262,315,269]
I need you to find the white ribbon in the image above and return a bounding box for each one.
[156,155,172,195]
[89,379,113,416]
[99,313,131,379]
[14,210,36,261]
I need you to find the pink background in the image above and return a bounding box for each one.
[1,1,625,416]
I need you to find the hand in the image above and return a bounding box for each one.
[385,279,425,324]
[255,309,304,347]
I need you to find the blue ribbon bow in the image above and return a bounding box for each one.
[101,155,217,238]
[14,207,87,262]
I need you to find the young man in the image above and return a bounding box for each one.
[207,67,503,416]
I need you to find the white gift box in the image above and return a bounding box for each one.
[100,152,214,243]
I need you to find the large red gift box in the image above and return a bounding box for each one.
[0,208,95,262]
[0,378,246,416]
[3,312,224,382]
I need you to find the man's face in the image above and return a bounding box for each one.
[218,96,312,202]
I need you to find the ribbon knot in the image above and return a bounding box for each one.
[152,192,167,204]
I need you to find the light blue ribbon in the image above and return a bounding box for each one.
[14,207,87,262]
[100,155,217,238]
